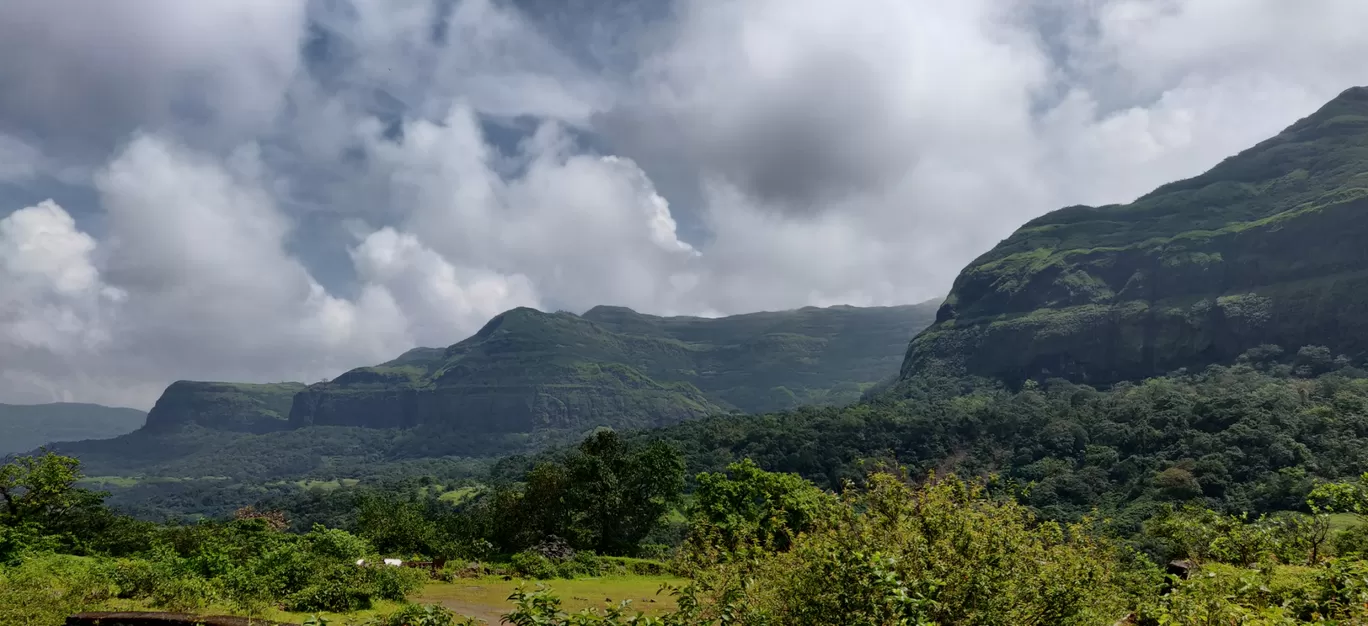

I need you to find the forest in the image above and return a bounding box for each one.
[11,346,1368,625]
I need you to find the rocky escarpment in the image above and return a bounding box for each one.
[288,308,725,432]
[142,381,305,434]
[901,86,1368,386]
[290,301,939,432]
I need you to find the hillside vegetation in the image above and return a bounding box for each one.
[11,441,1368,625]
[290,303,938,432]
[903,86,1368,386]
[143,381,305,434]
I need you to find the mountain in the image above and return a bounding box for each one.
[0,403,146,455]
[289,302,939,432]
[142,381,306,434]
[901,86,1368,386]
[117,301,936,439]
[45,301,937,487]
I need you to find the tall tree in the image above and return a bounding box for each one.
[564,430,685,554]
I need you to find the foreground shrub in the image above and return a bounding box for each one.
[284,562,427,612]
[500,472,1157,625]
[673,472,1156,625]
[373,602,486,626]
[0,553,115,625]
[1136,560,1368,625]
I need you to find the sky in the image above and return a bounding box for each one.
[2,0,1367,409]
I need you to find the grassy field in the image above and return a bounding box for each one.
[1327,512,1360,532]
[414,576,685,623]
[436,486,481,503]
[97,575,685,625]
[79,475,233,487]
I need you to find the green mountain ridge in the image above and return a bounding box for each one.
[0,402,146,456]
[901,85,1368,386]
[126,301,937,439]
[42,302,936,489]
[289,302,938,432]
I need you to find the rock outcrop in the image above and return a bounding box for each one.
[142,381,305,433]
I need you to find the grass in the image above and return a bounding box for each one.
[291,478,361,490]
[414,576,685,623]
[98,596,408,625]
[80,475,233,487]
[96,575,686,625]
[437,486,480,503]
[1327,512,1360,532]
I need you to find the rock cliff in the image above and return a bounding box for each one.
[142,381,305,433]
[901,86,1368,385]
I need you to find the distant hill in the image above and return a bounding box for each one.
[902,85,1368,386]
[0,403,146,455]
[288,302,940,433]
[52,302,938,480]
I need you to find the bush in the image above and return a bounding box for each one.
[510,550,564,579]
[1333,522,1368,558]
[370,564,429,602]
[373,603,485,626]
[285,562,428,612]
[673,472,1155,625]
[0,553,116,626]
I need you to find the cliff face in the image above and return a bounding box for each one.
[142,381,305,433]
[901,86,1368,386]
[289,301,939,432]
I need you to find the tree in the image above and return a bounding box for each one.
[563,431,684,555]
[691,459,835,552]
[0,451,106,532]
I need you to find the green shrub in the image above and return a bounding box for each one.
[369,564,428,601]
[510,550,563,579]
[674,472,1155,625]
[373,603,485,626]
[0,553,116,626]
[1333,523,1368,558]
[286,564,376,612]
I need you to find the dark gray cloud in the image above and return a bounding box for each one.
[2,0,1368,407]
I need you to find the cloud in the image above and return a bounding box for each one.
[0,200,123,354]
[3,0,1368,406]
[366,106,702,314]
[351,227,541,348]
[0,0,307,160]
[0,135,538,407]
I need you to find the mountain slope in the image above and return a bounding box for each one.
[290,302,939,433]
[0,403,146,455]
[47,301,937,485]
[143,381,306,434]
[901,86,1368,386]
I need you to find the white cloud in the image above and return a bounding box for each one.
[367,106,702,315]
[0,200,123,354]
[4,0,1368,405]
[351,227,541,348]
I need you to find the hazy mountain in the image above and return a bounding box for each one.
[0,403,146,455]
